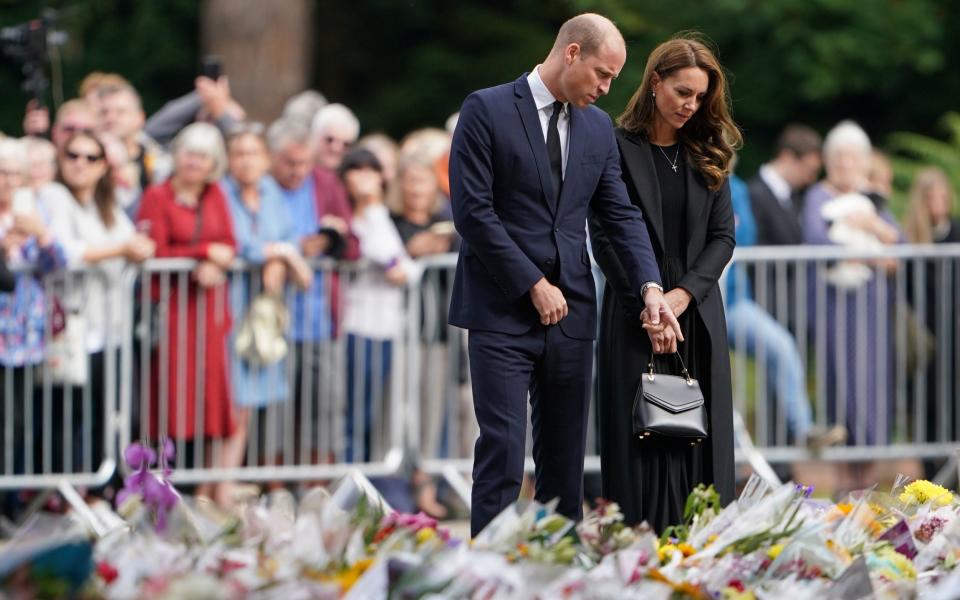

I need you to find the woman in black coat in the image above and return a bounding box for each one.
[589,34,742,531]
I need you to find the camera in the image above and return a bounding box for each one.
[1,9,67,101]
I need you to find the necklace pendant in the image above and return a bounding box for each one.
[671,164,678,173]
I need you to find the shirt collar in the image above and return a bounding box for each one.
[527,66,566,114]
[759,164,793,204]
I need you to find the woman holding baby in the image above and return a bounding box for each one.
[801,121,902,456]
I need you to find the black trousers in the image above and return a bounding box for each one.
[467,324,593,536]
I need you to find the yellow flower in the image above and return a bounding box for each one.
[334,558,375,591]
[899,480,954,507]
[416,528,437,544]
[767,544,784,560]
[658,543,679,562]
[722,589,756,600]
[678,542,696,557]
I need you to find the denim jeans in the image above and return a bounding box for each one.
[726,300,813,438]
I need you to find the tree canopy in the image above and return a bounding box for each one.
[2,0,958,176]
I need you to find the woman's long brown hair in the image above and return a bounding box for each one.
[618,33,742,191]
[58,132,117,228]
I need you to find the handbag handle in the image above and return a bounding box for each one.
[647,352,694,386]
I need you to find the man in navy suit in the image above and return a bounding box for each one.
[449,13,682,536]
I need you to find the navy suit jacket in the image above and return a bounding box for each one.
[448,74,662,340]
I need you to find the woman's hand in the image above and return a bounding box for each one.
[194,261,226,287]
[385,263,407,286]
[206,242,235,268]
[648,325,678,354]
[406,231,450,257]
[664,287,693,319]
[124,234,156,263]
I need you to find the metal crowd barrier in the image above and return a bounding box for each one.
[0,267,119,490]
[3,245,959,497]
[119,258,405,485]
[726,243,960,464]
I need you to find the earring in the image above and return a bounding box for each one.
[652,91,656,98]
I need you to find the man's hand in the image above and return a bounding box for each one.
[195,76,232,120]
[530,277,567,326]
[640,287,684,353]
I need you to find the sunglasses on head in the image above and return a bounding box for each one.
[65,150,104,164]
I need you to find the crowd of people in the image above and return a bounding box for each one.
[725,119,960,491]
[0,44,958,523]
[0,72,460,516]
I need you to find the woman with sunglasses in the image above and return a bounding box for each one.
[39,131,155,473]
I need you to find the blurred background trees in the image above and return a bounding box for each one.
[1,0,958,205]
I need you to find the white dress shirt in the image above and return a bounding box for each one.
[527,66,569,178]
[758,164,793,209]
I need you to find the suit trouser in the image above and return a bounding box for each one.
[468,324,593,536]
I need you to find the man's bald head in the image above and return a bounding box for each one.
[540,13,626,108]
[551,13,624,58]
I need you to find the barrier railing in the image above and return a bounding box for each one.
[119,258,405,485]
[2,244,959,496]
[0,267,119,490]
[727,243,960,463]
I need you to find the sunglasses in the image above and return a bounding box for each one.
[65,150,104,164]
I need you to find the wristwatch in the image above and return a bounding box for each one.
[639,281,664,299]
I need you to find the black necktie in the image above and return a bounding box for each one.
[547,100,563,201]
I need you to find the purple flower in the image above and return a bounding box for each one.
[117,440,180,533]
[159,438,175,477]
[124,442,157,470]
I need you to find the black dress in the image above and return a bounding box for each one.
[590,134,736,532]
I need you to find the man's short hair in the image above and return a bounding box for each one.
[54,98,96,125]
[98,83,143,111]
[266,117,313,153]
[78,71,130,98]
[775,124,822,158]
[552,13,622,57]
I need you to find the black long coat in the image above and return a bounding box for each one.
[589,129,736,528]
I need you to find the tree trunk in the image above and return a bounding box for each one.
[201,0,314,124]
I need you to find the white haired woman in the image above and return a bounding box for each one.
[801,121,901,451]
[135,123,237,499]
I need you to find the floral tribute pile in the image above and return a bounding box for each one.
[4,441,960,598]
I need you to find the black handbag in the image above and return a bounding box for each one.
[633,353,708,442]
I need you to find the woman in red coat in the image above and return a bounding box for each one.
[136,123,237,466]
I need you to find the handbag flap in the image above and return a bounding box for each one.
[641,374,704,414]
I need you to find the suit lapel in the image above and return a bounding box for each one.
[557,104,585,213]
[514,77,557,216]
[617,133,664,247]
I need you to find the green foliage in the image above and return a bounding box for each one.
[887,112,960,219]
[0,0,199,135]
[2,0,959,181]
[660,483,721,543]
